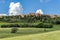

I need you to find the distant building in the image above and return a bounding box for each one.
[0,14,7,18]
[20,14,25,18]
[0,14,7,16]
[35,9,43,16]
[36,9,43,14]
[49,15,56,19]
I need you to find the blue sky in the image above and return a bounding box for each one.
[0,0,60,15]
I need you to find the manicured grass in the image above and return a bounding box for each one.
[0,28,51,39]
[53,25,60,30]
[0,24,60,39]
[1,30,60,40]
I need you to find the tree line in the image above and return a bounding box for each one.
[0,14,60,24]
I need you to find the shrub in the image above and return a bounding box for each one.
[1,23,53,28]
[1,24,9,28]
[37,23,53,28]
[11,27,18,33]
[9,24,20,27]
[19,24,37,28]
[1,24,20,28]
[51,19,60,24]
[37,23,53,31]
[43,23,53,28]
[55,20,60,24]
[37,23,43,28]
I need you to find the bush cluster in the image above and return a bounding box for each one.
[1,24,20,28]
[1,24,36,28]
[1,23,53,28]
[37,23,53,28]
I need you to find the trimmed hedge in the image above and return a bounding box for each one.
[1,24,20,28]
[1,23,53,28]
[1,24,37,28]
[37,23,53,28]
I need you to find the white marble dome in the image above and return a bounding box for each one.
[36,9,43,15]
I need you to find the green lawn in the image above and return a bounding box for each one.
[0,28,49,39]
[0,27,55,39]
[0,24,60,40]
[1,30,60,40]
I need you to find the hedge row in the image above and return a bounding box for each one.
[1,23,53,28]
[1,24,36,28]
[37,23,53,28]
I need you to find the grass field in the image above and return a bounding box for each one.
[0,28,52,39]
[1,30,60,40]
[0,25,60,40]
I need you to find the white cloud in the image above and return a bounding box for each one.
[36,9,43,14]
[9,2,23,16]
[40,0,51,3]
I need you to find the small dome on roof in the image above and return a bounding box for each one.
[36,9,43,14]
